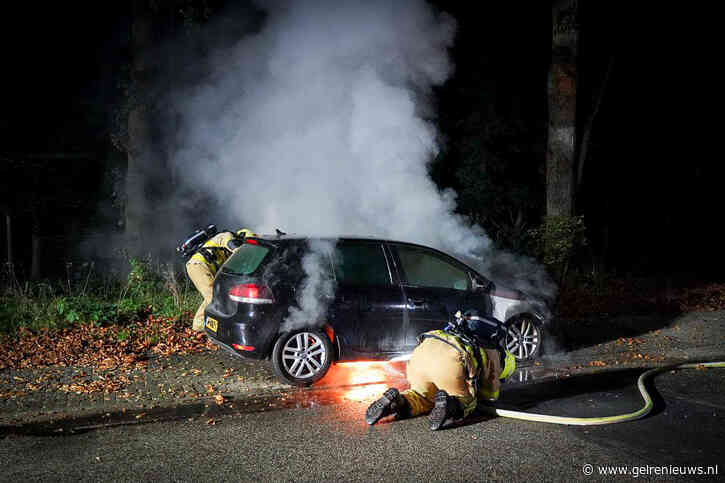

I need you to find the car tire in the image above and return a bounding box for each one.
[504,315,543,362]
[272,328,333,386]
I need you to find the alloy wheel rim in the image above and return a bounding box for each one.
[505,318,540,360]
[281,332,327,379]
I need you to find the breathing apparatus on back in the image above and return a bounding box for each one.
[445,309,507,352]
[177,224,218,260]
[445,308,515,385]
[177,225,255,261]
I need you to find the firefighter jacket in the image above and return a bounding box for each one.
[189,231,241,274]
[417,329,515,401]
[418,330,480,378]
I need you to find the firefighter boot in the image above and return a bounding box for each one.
[429,390,464,431]
[365,388,409,425]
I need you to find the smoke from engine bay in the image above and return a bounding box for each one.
[170,0,556,322]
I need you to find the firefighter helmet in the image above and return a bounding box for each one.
[447,309,505,349]
[236,228,256,238]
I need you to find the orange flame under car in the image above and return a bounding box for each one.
[332,361,405,402]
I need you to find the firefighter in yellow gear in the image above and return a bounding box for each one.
[366,310,516,430]
[186,228,256,331]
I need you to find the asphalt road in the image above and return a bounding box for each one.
[2,365,723,482]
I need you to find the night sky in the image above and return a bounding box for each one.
[0,2,720,280]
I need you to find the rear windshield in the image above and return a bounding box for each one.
[223,244,270,275]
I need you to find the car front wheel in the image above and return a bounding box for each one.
[272,329,333,386]
[504,315,542,361]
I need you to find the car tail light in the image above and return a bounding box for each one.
[232,344,255,351]
[245,238,259,245]
[228,283,274,304]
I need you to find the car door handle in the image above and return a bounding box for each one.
[408,298,426,307]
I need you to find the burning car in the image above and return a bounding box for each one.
[204,235,549,386]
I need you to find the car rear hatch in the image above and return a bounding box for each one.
[205,238,307,355]
[210,240,276,318]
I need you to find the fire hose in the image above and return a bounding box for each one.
[480,361,725,426]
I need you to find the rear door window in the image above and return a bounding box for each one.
[394,245,470,291]
[334,242,392,286]
[223,244,270,275]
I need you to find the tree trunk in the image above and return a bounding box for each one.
[30,204,41,280]
[125,2,155,252]
[126,107,151,250]
[5,213,11,265]
[31,232,41,280]
[546,0,579,217]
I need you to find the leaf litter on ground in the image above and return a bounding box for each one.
[0,314,218,395]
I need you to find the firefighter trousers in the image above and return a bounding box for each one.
[186,260,215,331]
[401,337,478,418]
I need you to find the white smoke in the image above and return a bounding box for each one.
[280,239,337,332]
[172,0,555,304]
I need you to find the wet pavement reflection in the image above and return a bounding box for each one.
[505,365,570,385]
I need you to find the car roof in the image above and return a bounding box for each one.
[249,234,486,275]
[251,234,419,246]
[251,234,477,255]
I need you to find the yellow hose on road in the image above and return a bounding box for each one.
[482,361,725,426]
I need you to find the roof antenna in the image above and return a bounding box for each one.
[275,228,286,237]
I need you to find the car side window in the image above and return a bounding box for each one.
[395,245,470,291]
[334,242,392,286]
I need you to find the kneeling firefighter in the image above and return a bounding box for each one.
[366,309,516,430]
[182,226,256,331]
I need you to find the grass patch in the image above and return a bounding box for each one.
[0,256,201,336]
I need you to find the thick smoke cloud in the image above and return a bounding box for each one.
[171,0,555,302]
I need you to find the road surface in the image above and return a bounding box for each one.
[2,362,723,482]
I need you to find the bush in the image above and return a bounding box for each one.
[0,256,200,335]
[529,215,587,267]
[529,215,587,289]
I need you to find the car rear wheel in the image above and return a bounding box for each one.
[272,329,333,386]
[505,315,542,361]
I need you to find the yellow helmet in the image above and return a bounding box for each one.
[236,228,256,238]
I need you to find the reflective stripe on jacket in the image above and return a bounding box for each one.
[418,329,516,386]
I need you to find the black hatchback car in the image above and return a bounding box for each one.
[204,235,548,386]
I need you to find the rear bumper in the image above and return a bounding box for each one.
[205,331,267,360]
[204,299,283,358]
